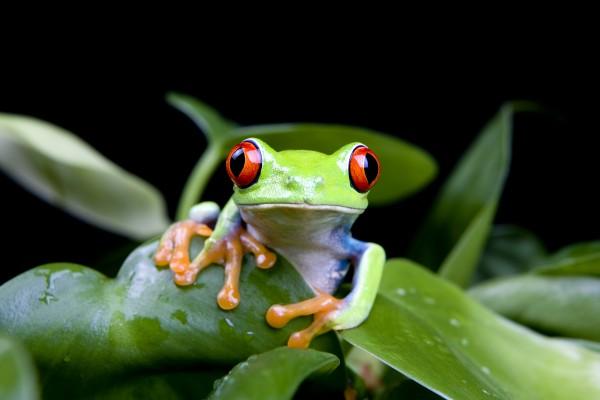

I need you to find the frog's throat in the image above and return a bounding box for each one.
[236,203,364,214]
[238,202,363,294]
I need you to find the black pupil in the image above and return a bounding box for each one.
[230,148,246,177]
[364,153,379,183]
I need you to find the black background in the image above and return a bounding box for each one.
[1,43,599,283]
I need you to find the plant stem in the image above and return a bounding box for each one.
[176,143,222,220]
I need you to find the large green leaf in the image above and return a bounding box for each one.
[470,274,600,341]
[410,103,524,286]
[0,334,38,400]
[0,114,169,240]
[475,225,547,282]
[0,241,340,398]
[342,259,600,399]
[169,93,437,219]
[209,347,339,400]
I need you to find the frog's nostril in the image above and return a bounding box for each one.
[286,176,300,188]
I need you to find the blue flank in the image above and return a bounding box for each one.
[328,225,368,290]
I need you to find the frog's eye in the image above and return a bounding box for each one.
[226,140,262,188]
[349,145,381,193]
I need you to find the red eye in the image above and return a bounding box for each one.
[349,145,381,193]
[226,140,262,188]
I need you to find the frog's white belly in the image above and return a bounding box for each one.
[238,204,362,294]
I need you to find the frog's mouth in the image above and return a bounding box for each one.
[237,203,364,214]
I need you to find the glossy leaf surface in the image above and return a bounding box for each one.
[342,259,600,399]
[0,241,340,398]
[0,114,169,239]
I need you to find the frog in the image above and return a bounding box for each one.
[154,138,385,348]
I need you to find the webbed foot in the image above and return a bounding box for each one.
[266,293,343,348]
[154,221,276,310]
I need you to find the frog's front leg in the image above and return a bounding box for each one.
[266,242,385,348]
[155,199,277,310]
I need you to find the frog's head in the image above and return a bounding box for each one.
[226,138,381,211]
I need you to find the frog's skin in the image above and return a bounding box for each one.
[155,138,385,348]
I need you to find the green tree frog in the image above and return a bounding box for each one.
[155,138,385,348]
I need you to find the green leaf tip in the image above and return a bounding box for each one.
[209,347,339,400]
[410,103,520,287]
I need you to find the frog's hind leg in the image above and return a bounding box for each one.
[266,242,385,348]
[266,292,343,348]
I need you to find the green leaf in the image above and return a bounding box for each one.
[342,259,600,399]
[469,274,600,341]
[0,241,341,398]
[475,225,547,282]
[533,241,600,276]
[169,93,437,218]
[0,334,39,400]
[209,347,339,400]
[0,114,170,240]
[409,103,521,286]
